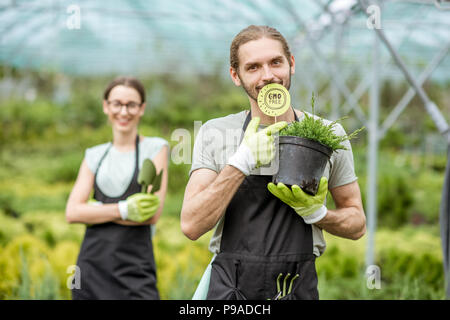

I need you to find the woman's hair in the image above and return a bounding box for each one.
[103,76,146,103]
[230,25,292,72]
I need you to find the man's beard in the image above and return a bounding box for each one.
[239,70,292,102]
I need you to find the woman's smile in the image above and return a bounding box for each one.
[116,117,132,126]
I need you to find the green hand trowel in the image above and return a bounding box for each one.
[138,158,163,194]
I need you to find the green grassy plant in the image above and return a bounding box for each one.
[315,226,444,299]
[0,216,444,300]
[279,93,365,151]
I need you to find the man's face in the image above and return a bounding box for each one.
[230,37,295,102]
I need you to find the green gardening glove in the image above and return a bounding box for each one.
[267,177,328,224]
[118,193,160,223]
[227,117,287,175]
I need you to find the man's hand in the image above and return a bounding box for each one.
[118,193,160,223]
[227,117,287,176]
[267,177,328,224]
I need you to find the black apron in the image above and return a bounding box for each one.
[72,135,159,300]
[207,111,319,300]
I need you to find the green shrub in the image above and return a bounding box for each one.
[0,211,27,245]
[14,249,61,300]
[153,217,213,300]
[34,265,61,300]
[316,226,444,299]
[21,211,84,247]
[0,235,51,299]
[0,192,20,218]
[411,170,445,224]
[0,99,63,145]
[0,217,445,300]
[376,173,414,228]
[279,93,364,151]
[355,148,444,227]
[0,210,84,248]
[44,152,83,184]
[16,248,32,300]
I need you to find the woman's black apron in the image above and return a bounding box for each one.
[72,135,159,300]
[206,111,319,300]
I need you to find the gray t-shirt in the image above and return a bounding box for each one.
[189,110,358,257]
[85,137,169,197]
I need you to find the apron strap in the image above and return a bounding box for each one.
[93,134,141,202]
[95,135,140,176]
[95,143,113,176]
[134,134,140,172]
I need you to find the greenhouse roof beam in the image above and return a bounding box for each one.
[359,0,450,142]
[378,41,450,140]
[283,0,367,125]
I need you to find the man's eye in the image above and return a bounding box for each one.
[272,60,282,65]
[248,65,257,71]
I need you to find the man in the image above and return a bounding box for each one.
[181,25,366,300]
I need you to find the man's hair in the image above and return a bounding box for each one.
[230,25,292,71]
[103,76,146,103]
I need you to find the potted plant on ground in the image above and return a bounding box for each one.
[273,93,364,195]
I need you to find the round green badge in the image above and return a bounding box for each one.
[257,83,291,117]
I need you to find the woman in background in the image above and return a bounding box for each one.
[66,76,169,300]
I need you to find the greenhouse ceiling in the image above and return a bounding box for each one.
[0,0,449,81]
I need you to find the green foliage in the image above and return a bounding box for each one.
[379,127,407,150]
[17,248,32,299]
[0,192,20,218]
[279,93,365,151]
[318,273,445,300]
[21,212,85,247]
[0,211,84,247]
[153,217,213,299]
[0,235,51,299]
[0,211,27,245]
[376,173,414,228]
[0,99,63,145]
[14,249,61,300]
[1,218,444,300]
[44,152,84,184]
[354,147,446,226]
[144,76,246,128]
[0,210,212,300]
[316,226,445,299]
[34,266,61,300]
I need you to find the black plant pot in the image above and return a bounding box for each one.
[273,136,333,195]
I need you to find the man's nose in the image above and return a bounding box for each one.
[261,65,275,82]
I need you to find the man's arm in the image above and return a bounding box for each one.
[314,181,366,240]
[180,166,245,241]
[181,117,287,240]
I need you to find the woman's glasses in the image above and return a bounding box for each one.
[107,100,142,115]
